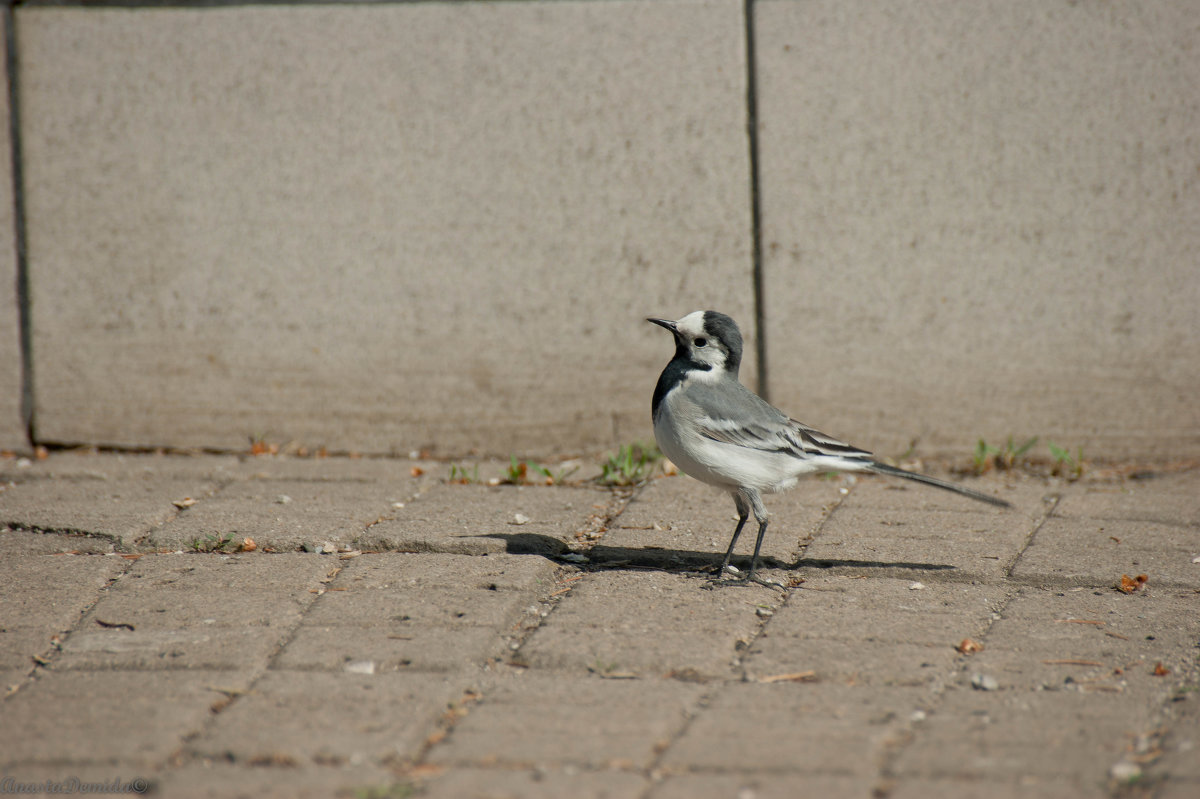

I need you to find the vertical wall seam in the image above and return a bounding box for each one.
[4,4,33,446]
[743,0,768,402]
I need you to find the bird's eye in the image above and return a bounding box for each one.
[694,338,708,348]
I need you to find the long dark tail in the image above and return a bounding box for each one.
[868,462,1012,508]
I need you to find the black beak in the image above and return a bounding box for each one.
[646,317,677,332]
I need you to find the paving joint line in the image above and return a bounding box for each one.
[130,475,235,552]
[636,552,806,791]
[163,554,346,772]
[869,490,1063,785]
[1003,489,1065,578]
[3,553,141,699]
[405,564,589,775]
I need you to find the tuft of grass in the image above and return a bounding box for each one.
[447,463,480,484]
[598,442,661,486]
[972,439,1001,474]
[1048,441,1085,480]
[972,436,1039,474]
[190,532,237,553]
[503,455,578,486]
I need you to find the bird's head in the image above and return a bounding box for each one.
[647,310,743,377]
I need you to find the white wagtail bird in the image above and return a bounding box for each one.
[648,310,1012,587]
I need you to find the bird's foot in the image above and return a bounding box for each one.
[702,566,785,591]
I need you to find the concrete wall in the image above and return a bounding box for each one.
[3,1,1198,460]
[755,0,1200,461]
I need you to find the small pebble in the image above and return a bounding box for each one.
[1109,761,1141,782]
[971,673,999,691]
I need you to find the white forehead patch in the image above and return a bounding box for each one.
[674,311,708,337]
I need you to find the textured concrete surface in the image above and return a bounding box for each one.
[6,2,1197,462]
[1,451,1197,798]
[755,0,1200,461]
[16,2,754,456]
[0,10,25,453]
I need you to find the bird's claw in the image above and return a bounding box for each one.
[702,568,785,591]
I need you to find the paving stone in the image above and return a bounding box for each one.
[275,625,512,673]
[648,773,879,799]
[1053,472,1200,528]
[518,570,769,678]
[360,484,605,556]
[0,670,250,768]
[57,627,285,672]
[0,528,116,555]
[887,776,1107,799]
[802,502,1033,581]
[744,637,962,690]
[892,688,1161,782]
[1012,515,1200,588]
[154,478,404,552]
[427,672,704,769]
[765,575,1008,645]
[1,668,29,696]
[190,670,466,766]
[224,454,434,485]
[50,553,332,670]
[947,585,1200,698]
[1152,694,1200,781]
[304,580,538,630]
[420,766,649,799]
[269,552,563,672]
[331,551,562,593]
[0,552,125,669]
[0,469,218,544]
[150,762,400,799]
[661,682,926,774]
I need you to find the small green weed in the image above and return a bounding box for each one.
[190,532,237,553]
[503,455,578,486]
[972,439,1001,474]
[1048,441,1085,480]
[972,436,1040,474]
[448,463,480,484]
[598,442,661,486]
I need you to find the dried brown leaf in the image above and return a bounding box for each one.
[758,671,818,684]
[1118,574,1149,594]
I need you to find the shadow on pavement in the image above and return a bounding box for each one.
[481,533,956,575]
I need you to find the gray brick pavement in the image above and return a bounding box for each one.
[0,453,1197,798]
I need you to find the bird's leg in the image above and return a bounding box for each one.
[743,517,777,587]
[715,513,749,577]
[740,488,782,588]
[706,489,782,589]
[702,493,749,587]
